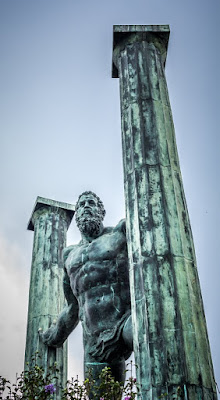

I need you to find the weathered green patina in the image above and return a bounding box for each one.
[112,25,217,399]
[25,197,75,398]
[41,191,133,392]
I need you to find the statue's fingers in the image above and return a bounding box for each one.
[38,328,46,342]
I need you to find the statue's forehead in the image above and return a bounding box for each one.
[79,194,97,202]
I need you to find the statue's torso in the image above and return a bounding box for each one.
[65,221,131,336]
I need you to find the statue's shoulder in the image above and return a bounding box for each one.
[63,244,78,263]
[102,219,126,236]
[102,219,126,235]
[113,218,126,235]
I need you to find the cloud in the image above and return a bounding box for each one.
[0,233,29,382]
[0,232,85,384]
[68,324,84,381]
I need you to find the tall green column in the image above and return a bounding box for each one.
[112,25,217,399]
[25,197,75,398]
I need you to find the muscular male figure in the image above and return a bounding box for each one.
[42,191,133,383]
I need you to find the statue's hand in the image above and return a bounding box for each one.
[38,322,58,347]
[38,304,78,348]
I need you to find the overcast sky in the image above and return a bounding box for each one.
[0,0,219,395]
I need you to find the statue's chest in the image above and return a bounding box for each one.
[65,231,127,290]
[67,231,125,268]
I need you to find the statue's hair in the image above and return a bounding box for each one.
[75,191,106,219]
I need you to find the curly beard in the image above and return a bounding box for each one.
[76,215,102,237]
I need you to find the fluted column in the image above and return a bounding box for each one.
[25,197,75,398]
[112,25,217,399]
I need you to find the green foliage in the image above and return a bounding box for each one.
[0,353,58,400]
[62,363,138,400]
[0,356,138,400]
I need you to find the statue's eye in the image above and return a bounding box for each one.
[80,202,85,207]
[89,200,95,205]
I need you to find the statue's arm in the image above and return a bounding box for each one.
[114,218,126,235]
[41,247,79,348]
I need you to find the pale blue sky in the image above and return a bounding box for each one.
[0,0,219,393]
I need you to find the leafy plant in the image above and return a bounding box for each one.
[62,361,138,400]
[0,357,138,400]
[0,353,58,400]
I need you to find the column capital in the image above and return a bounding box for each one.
[27,196,75,231]
[112,24,170,78]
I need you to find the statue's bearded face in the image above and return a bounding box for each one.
[75,194,104,237]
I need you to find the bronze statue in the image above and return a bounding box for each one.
[41,191,133,383]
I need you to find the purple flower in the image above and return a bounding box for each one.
[124,396,131,400]
[100,398,105,400]
[44,383,56,394]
